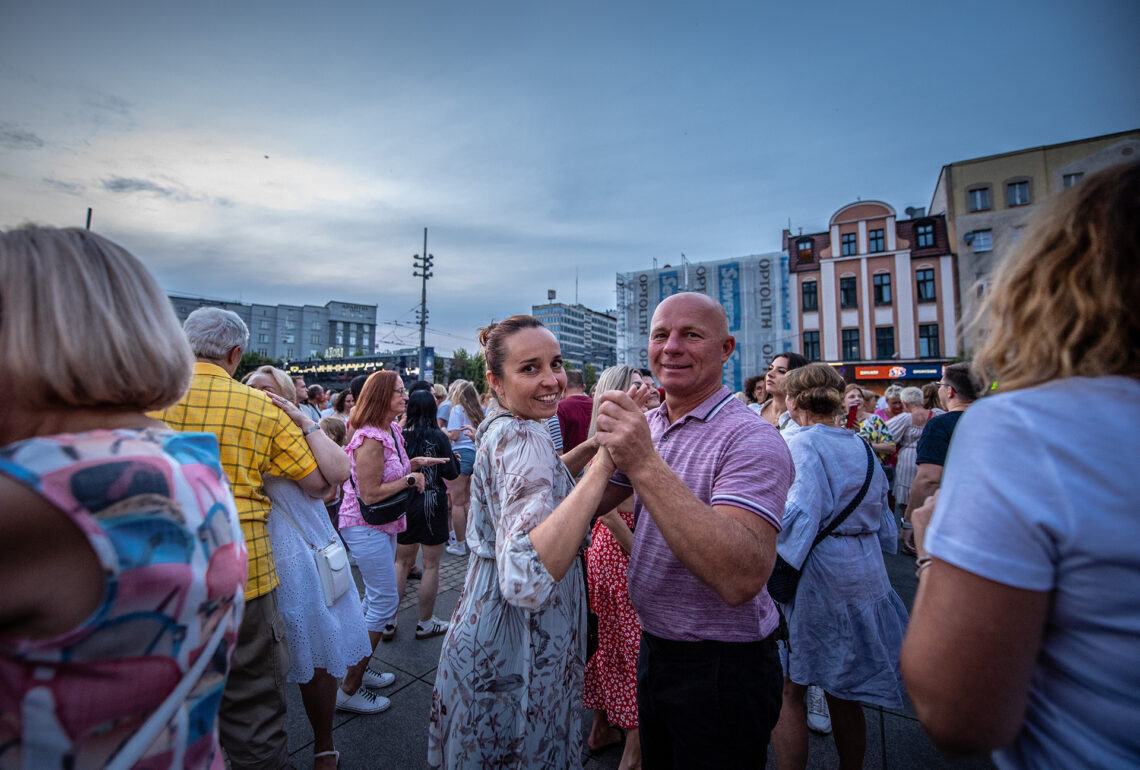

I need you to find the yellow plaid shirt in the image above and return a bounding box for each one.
[151,362,317,600]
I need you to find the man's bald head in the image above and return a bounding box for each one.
[652,292,730,341]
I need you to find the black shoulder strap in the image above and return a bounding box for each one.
[811,439,875,548]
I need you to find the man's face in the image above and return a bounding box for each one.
[311,386,324,405]
[293,377,307,398]
[648,294,733,398]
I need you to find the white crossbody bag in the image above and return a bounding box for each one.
[274,506,354,607]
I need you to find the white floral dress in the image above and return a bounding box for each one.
[428,408,586,769]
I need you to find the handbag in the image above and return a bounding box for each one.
[768,439,875,604]
[350,425,412,525]
[275,505,354,607]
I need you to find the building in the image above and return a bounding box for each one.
[929,128,1140,350]
[783,202,956,387]
[615,254,791,392]
[168,294,378,362]
[286,347,445,389]
[531,299,617,374]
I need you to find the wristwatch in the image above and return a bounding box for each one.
[405,474,416,487]
[302,423,321,436]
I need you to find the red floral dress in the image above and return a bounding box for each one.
[583,508,641,729]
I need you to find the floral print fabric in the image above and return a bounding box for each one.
[428,408,587,769]
[0,429,247,769]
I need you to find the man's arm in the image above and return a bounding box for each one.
[624,453,778,606]
[909,463,943,513]
[595,391,780,606]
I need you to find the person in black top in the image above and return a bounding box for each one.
[908,363,984,514]
[395,389,461,639]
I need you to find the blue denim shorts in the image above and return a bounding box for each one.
[455,447,475,475]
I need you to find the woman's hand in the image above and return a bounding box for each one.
[461,425,476,441]
[910,489,939,559]
[264,391,309,429]
[410,456,449,471]
[411,472,426,493]
[591,445,616,477]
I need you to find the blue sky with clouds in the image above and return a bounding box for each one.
[2,0,1137,354]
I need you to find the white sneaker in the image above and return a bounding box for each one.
[336,687,390,714]
[806,685,832,734]
[445,542,466,557]
[415,616,449,639]
[362,669,395,689]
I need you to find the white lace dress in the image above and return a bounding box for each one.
[265,475,371,682]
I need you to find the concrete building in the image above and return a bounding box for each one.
[531,300,617,374]
[783,202,956,387]
[615,254,791,392]
[168,294,378,361]
[929,128,1140,350]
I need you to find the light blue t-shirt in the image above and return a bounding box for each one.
[447,405,476,453]
[925,376,1140,769]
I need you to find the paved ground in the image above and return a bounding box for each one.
[282,547,996,769]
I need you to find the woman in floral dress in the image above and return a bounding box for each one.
[428,316,639,769]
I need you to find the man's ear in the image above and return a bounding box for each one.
[227,345,243,369]
[721,335,737,363]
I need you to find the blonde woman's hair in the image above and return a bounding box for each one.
[242,365,297,403]
[452,381,485,429]
[972,160,1140,392]
[588,365,638,438]
[0,226,193,411]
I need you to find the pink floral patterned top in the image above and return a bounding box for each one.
[338,421,410,533]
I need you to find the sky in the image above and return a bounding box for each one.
[3,0,1138,355]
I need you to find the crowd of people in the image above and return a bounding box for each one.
[1,158,1137,770]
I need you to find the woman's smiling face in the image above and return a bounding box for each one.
[487,327,567,421]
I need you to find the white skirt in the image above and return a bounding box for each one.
[265,476,371,683]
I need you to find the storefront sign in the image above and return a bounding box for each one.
[855,364,943,380]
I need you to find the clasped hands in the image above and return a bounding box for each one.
[591,383,654,475]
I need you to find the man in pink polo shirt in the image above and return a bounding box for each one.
[594,291,795,768]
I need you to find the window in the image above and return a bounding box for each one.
[873,273,892,305]
[257,348,268,356]
[802,281,818,311]
[919,324,940,358]
[916,269,936,302]
[258,333,268,343]
[915,222,934,248]
[840,276,858,308]
[311,333,322,344]
[875,327,895,359]
[868,229,884,252]
[967,186,991,212]
[1062,172,1084,188]
[842,329,861,361]
[972,229,993,252]
[283,334,294,344]
[1007,180,1031,207]
[285,320,295,330]
[797,238,814,262]
[260,319,269,330]
[803,331,820,362]
[841,233,857,256]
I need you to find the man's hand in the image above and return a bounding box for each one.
[910,489,939,559]
[593,385,653,471]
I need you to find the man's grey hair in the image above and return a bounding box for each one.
[900,386,924,405]
[183,307,249,359]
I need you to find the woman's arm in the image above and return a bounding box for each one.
[900,561,1049,754]
[525,451,615,581]
[354,437,423,501]
[265,391,349,488]
[598,504,634,554]
[560,433,600,477]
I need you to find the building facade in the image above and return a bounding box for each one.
[783,202,956,384]
[531,301,617,374]
[929,128,1140,350]
[168,295,378,362]
[615,253,791,392]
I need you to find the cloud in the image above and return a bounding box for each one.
[101,175,203,203]
[0,123,44,150]
[43,177,83,195]
[84,92,132,117]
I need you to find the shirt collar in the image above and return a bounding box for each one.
[193,361,234,379]
[656,385,735,426]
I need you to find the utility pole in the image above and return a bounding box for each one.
[412,227,434,381]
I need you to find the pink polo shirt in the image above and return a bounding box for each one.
[613,387,794,642]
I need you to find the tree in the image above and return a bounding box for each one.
[236,351,280,381]
[584,363,598,392]
[464,352,487,393]
[433,355,445,384]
